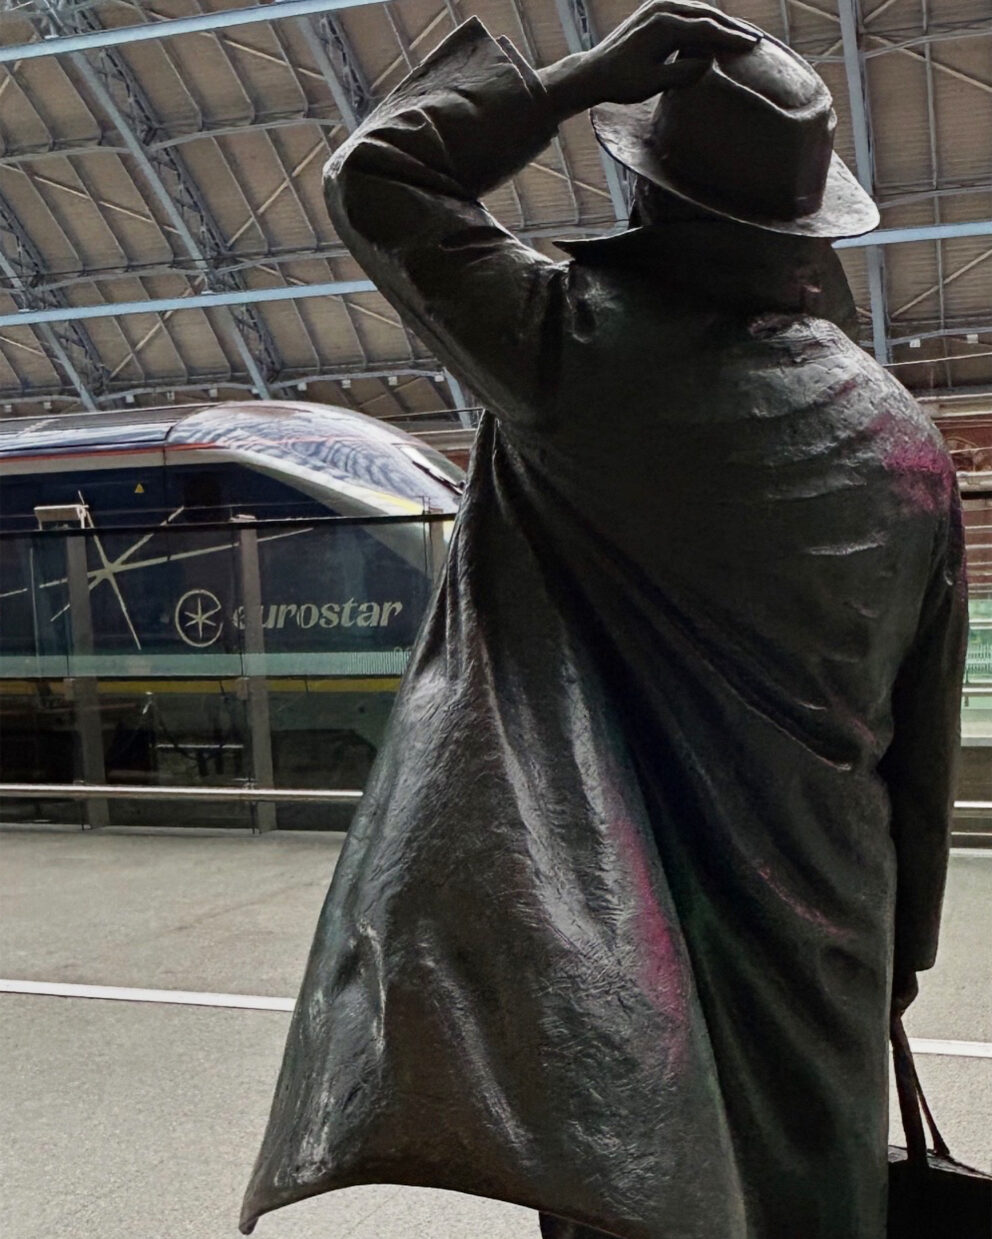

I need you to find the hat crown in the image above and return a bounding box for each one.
[724,36,822,110]
[649,36,837,222]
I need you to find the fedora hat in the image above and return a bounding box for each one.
[590,31,879,239]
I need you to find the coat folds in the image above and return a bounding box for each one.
[241,20,966,1239]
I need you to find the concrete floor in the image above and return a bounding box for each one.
[0,831,989,1239]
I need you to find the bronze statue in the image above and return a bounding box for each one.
[242,5,967,1237]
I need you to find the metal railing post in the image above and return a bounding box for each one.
[236,521,277,832]
[65,532,108,828]
[428,515,448,584]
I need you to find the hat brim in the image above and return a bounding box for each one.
[591,99,880,240]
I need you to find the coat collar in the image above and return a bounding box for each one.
[555,221,859,339]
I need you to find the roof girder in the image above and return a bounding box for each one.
[0,194,101,407]
[552,0,628,223]
[837,0,890,366]
[0,0,392,65]
[0,0,988,405]
[2,213,991,330]
[34,0,282,398]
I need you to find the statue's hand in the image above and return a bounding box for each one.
[891,965,919,1018]
[589,1,758,101]
[540,1,758,118]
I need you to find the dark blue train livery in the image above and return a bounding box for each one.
[0,401,462,669]
[0,401,463,829]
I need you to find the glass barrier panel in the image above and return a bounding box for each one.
[0,531,74,675]
[959,496,992,845]
[249,516,439,828]
[78,520,248,827]
[99,682,251,829]
[268,680,400,830]
[0,515,447,829]
[0,532,82,824]
[68,520,245,678]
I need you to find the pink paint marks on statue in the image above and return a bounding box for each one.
[879,431,956,515]
[607,799,691,1051]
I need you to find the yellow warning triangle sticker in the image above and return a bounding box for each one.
[134,482,145,494]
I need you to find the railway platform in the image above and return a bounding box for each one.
[0,829,989,1239]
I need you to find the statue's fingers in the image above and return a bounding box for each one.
[660,13,759,51]
[612,0,749,45]
[654,3,761,40]
[620,0,716,32]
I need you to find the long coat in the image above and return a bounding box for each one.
[242,20,966,1239]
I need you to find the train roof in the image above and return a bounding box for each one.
[0,407,194,455]
[0,400,464,521]
[0,400,430,458]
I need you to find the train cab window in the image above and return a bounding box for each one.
[167,463,329,522]
[79,468,166,523]
[0,468,165,529]
[180,470,227,522]
[398,444,465,495]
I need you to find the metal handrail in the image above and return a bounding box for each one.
[0,782,361,804]
[0,782,990,813]
[0,510,455,540]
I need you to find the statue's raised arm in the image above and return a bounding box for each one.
[323,5,755,429]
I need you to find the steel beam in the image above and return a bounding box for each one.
[293,11,399,382]
[270,363,442,388]
[836,220,992,247]
[888,324,992,346]
[9,212,991,332]
[25,215,622,293]
[0,0,391,64]
[36,0,280,397]
[921,1,949,391]
[25,212,992,297]
[879,178,992,211]
[837,0,889,365]
[297,13,373,131]
[552,0,629,223]
[0,114,340,166]
[0,280,374,329]
[150,111,338,150]
[0,135,128,166]
[862,21,992,57]
[0,196,101,408]
[9,209,990,334]
[807,19,992,63]
[442,368,476,428]
[0,362,449,406]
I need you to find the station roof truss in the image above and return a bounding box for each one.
[0,0,989,424]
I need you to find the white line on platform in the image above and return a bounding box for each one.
[0,978,294,1011]
[1,980,991,1059]
[910,1038,992,1060]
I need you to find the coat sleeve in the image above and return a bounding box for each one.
[323,18,575,430]
[880,490,968,975]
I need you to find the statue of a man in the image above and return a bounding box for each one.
[242,6,966,1238]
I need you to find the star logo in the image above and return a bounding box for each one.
[174,588,224,648]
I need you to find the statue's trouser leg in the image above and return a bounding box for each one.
[538,1213,617,1239]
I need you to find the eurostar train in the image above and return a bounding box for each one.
[0,401,463,829]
